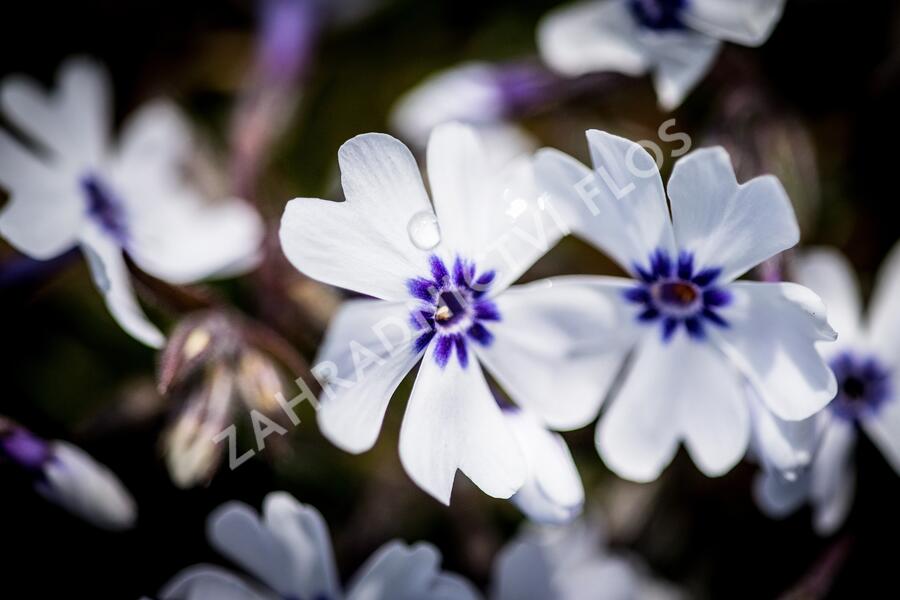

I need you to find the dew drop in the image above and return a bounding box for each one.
[407,211,441,250]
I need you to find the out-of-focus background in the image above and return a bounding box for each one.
[2,0,900,597]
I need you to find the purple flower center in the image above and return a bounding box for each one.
[628,0,688,31]
[81,174,129,244]
[829,351,893,421]
[407,255,500,369]
[624,249,731,342]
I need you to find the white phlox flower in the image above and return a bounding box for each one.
[754,245,900,535]
[535,129,837,482]
[490,517,682,600]
[0,58,264,347]
[280,122,632,504]
[537,0,786,110]
[160,491,478,600]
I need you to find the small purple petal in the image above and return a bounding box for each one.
[430,255,449,284]
[623,287,652,304]
[414,331,434,354]
[452,257,468,287]
[468,323,494,346]
[454,334,469,368]
[434,335,453,368]
[677,251,694,280]
[692,267,722,287]
[685,317,705,339]
[638,307,660,322]
[407,278,437,303]
[472,271,496,297]
[703,288,731,307]
[634,264,655,283]
[702,308,728,327]
[652,249,672,278]
[662,317,679,341]
[474,300,501,322]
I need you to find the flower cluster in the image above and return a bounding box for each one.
[277,122,841,509]
[3,2,899,596]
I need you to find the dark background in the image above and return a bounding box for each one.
[2,0,900,597]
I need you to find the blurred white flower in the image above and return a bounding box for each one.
[536,130,837,482]
[755,246,900,535]
[280,122,629,504]
[537,0,786,110]
[504,406,585,524]
[389,62,554,150]
[0,419,137,530]
[491,517,681,600]
[388,61,544,179]
[746,382,817,481]
[390,63,508,147]
[160,491,477,600]
[0,58,265,347]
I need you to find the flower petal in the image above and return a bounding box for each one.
[124,190,264,284]
[109,101,264,283]
[346,541,478,600]
[280,133,433,301]
[597,332,748,481]
[1,56,109,165]
[867,239,900,367]
[861,395,900,475]
[477,276,634,430]
[683,0,786,46]
[399,348,526,504]
[810,418,856,535]
[428,123,566,292]
[649,33,721,111]
[389,62,505,147]
[80,225,165,348]
[209,493,340,599]
[490,534,557,600]
[792,248,864,349]
[753,470,809,519]
[713,281,837,421]
[668,147,799,283]
[160,565,277,600]
[0,130,83,259]
[537,0,650,77]
[113,100,191,177]
[492,521,643,600]
[39,441,137,531]
[505,409,584,525]
[315,299,423,454]
[427,123,493,262]
[747,384,817,478]
[535,131,675,276]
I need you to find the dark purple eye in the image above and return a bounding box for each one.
[407,255,501,368]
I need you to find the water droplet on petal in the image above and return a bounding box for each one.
[407,211,441,250]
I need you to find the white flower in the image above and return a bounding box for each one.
[389,61,544,158]
[390,63,509,147]
[0,58,265,347]
[280,122,629,504]
[0,420,137,530]
[755,245,900,535]
[535,130,837,482]
[490,517,681,600]
[504,406,585,524]
[537,0,786,110]
[160,492,477,600]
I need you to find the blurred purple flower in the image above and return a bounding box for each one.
[0,418,137,530]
